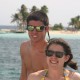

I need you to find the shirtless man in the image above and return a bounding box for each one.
[20,11,50,80]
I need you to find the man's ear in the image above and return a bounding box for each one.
[45,26,49,32]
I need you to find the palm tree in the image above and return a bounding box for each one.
[11,4,49,30]
[69,18,76,28]
[75,15,80,29]
[69,15,80,30]
[40,5,48,14]
[19,4,29,30]
[30,6,39,12]
[11,4,29,31]
[11,13,22,29]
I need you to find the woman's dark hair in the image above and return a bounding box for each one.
[45,38,78,70]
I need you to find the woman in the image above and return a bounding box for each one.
[27,38,80,80]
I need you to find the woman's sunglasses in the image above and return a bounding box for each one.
[45,50,65,58]
[27,25,45,32]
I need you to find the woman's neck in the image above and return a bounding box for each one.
[47,68,65,80]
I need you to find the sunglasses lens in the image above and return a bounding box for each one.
[36,26,45,31]
[46,50,54,56]
[55,52,64,58]
[46,50,64,58]
[36,26,41,31]
[27,26,34,31]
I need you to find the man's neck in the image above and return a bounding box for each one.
[30,39,48,47]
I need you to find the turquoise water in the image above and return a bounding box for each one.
[0,33,80,80]
[0,32,80,39]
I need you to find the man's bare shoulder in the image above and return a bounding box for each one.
[20,40,30,47]
[28,70,45,80]
[20,40,31,56]
[20,40,31,51]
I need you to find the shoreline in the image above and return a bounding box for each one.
[0,29,80,35]
[49,30,80,35]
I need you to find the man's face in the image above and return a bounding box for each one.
[27,20,48,42]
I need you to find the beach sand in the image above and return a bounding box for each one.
[49,30,80,35]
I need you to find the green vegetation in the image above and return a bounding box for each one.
[11,4,80,31]
[69,15,80,30]
[51,23,64,30]
[11,4,48,31]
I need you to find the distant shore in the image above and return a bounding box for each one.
[0,29,25,33]
[49,30,80,35]
[0,29,80,35]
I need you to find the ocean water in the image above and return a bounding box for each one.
[0,33,80,80]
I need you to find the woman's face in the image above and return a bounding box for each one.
[46,44,69,69]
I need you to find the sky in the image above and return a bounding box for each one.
[0,0,80,27]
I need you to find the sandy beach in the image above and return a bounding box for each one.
[49,30,80,35]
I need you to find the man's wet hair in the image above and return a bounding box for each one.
[27,11,49,26]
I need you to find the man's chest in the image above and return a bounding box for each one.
[25,53,47,72]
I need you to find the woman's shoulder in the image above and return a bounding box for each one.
[68,70,80,80]
[27,70,45,80]
[72,72,80,80]
[31,70,45,76]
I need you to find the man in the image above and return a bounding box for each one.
[20,11,50,80]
